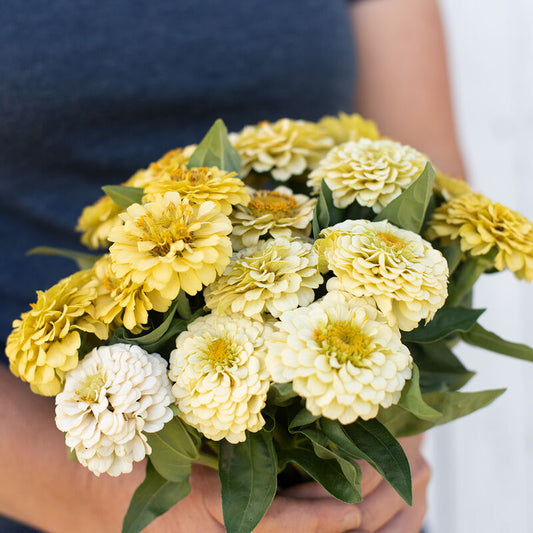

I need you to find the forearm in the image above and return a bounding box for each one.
[0,365,144,533]
[350,0,466,178]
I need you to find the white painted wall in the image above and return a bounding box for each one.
[425,2,533,532]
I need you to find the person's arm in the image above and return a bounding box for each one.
[349,0,466,178]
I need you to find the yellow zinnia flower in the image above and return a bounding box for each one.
[6,270,109,396]
[230,185,316,250]
[230,118,333,181]
[307,138,428,211]
[77,195,123,250]
[434,171,472,201]
[318,112,380,144]
[143,166,250,216]
[427,193,533,281]
[316,220,448,331]
[108,192,233,299]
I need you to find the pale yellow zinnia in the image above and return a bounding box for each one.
[433,171,472,201]
[230,186,316,250]
[230,118,334,181]
[318,112,380,144]
[307,139,428,211]
[316,220,449,331]
[427,193,533,281]
[6,270,109,396]
[204,237,322,319]
[265,291,412,424]
[77,195,124,250]
[108,192,233,299]
[143,166,250,216]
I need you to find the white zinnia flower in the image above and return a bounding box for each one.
[168,314,272,443]
[316,220,449,331]
[55,344,173,477]
[204,237,323,319]
[266,291,412,424]
[307,139,427,211]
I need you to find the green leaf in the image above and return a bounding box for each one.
[320,418,412,505]
[102,185,144,209]
[267,382,298,407]
[296,428,362,503]
[26,246,101,270]
[461,323,533,362]
[344,197,374,222]
[398,364,442,421]
[147,417,201,482]
[440,242,463,275]
[280,440,362,504]
[219,431,277,533]
[378,388,505,437]
[374,162,435,233]
[312,179,344,239]
[288,408,320,431]
[188,119,241,174]
[122,461,191,533]
[409,342,475,393]
[402,306,485,344]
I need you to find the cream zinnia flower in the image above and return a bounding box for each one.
[266,291,412,424]
[230,186,316,250]
[204,237,322,319]
[108,192,233,299]
[55,343,173,476]
[318,112,380,144]
[143,166,250,216]
[230,118,333,181]
[93,255,173,333]
[427,193,533,281]
[316,220,448,331]
[168,314,271,443]
[6,270,109,396]
[307,139,428,211]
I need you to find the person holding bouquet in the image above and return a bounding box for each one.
[0,0,464,531]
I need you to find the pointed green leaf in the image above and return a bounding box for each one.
[219,431,277,533]
[374,162,435,233]
[461,323,533,362]
[27,246,101,270]
[378,388,505,437]
[320,418,412,505]
[267,382,298,406]
[188,119,241,174]
[402,306,485,344]
[440,242,463,275]
[147,417,201,482]
[102,185,144,209]
[288,408,320,431]
[122,461,191,533]
[409,341,475,393]
[398,364,442,421]
[312,179,344,238]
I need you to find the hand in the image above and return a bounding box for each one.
[148,435,429,533]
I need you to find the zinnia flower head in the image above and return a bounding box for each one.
[307,138,428,211]
[433,171,472,201]
[230,118,333,181]
[92,255,173,333]
[77,195,124,250]
[265,291,412,424]
[230,185,316,250]
[168,314,271,443]
[6,270,109,396]
[143,166,250,215]
[316,220,448,331]
[204,237,322,319]
[427,193,533,281]
[144,145,197,182]
[108,192,233,299]
[318,112,380,144]
[55,343,173,476]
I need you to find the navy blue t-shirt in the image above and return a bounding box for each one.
[1,1,357,530]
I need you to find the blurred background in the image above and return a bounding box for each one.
[425,1,533,531]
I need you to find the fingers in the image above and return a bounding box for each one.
[257,494,361,533]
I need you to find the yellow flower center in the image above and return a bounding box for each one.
[314,319,371,366]
[149,148,186,174]
[137,202,193,256]
[248,191,298,219]
[167,167,212,185]
[206,338,235,367]
[376,231,406,251]
[76,371,106,403]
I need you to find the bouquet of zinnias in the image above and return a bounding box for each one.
[7,115,533,533]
